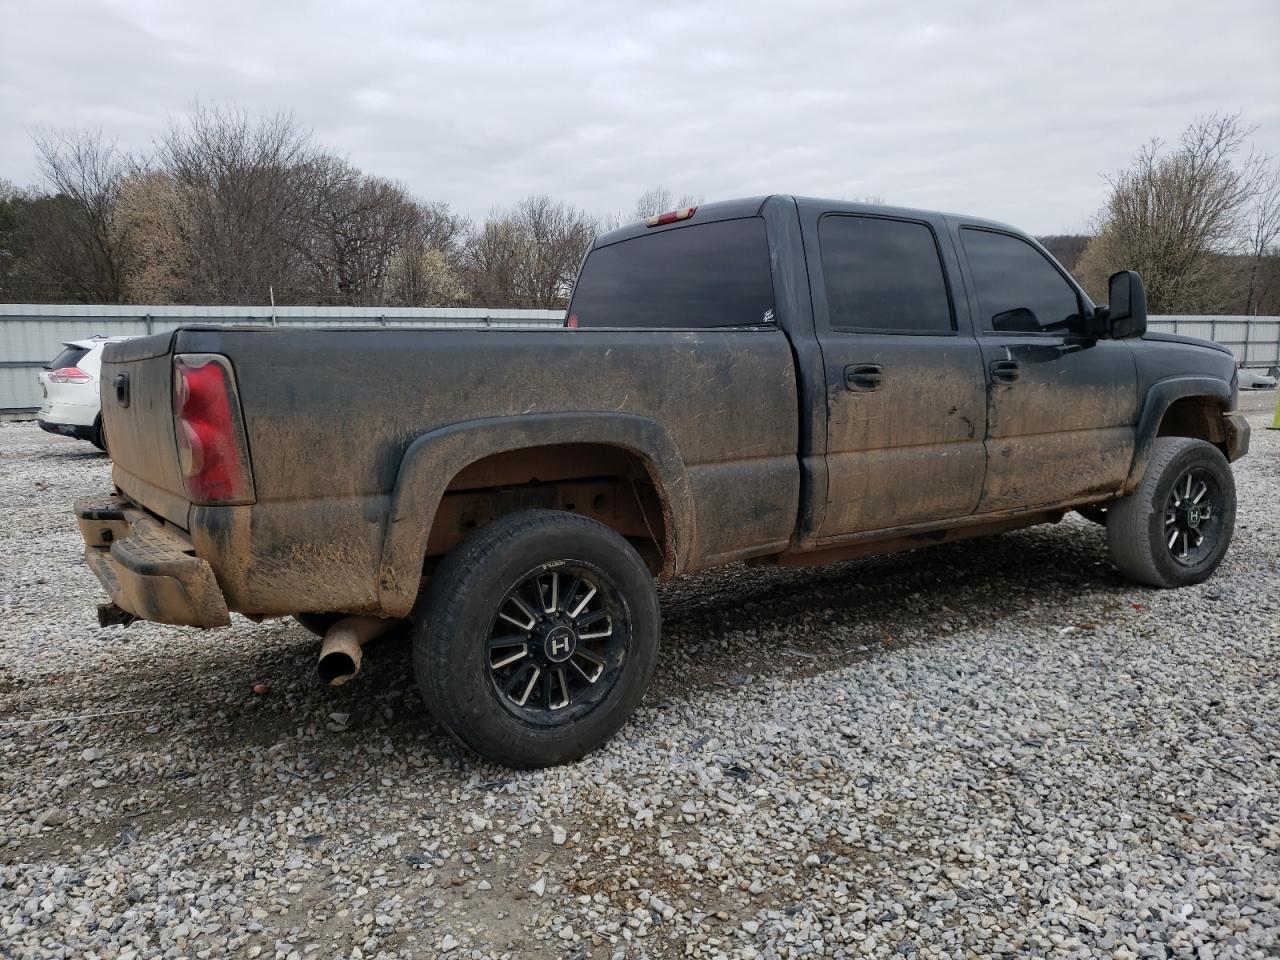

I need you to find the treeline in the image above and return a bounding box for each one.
[0,106,696,309]
[1,106,1277,314]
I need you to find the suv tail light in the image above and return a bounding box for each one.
[48,367,92,383]
[173,354,256,504]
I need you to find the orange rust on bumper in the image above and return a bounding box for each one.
[75,494,231,628]
[1223,411,1250,462]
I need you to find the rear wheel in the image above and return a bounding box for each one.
[412,509,660,768]
[1106,437,1235,588]
[91,416,107,452]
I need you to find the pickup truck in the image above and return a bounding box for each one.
[75,196,1250,767]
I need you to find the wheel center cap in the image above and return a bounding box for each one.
[543,625,577,663]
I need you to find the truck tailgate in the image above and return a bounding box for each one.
[100,332,191,529]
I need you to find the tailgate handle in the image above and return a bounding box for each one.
[114,373,130,408]
[844,363,884,392]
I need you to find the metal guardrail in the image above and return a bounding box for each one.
[0,304,566,414]
[0,305,1275,414]
[1146,316,1280,372]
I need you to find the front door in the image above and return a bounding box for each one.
[954,225,1139,512]
[809,213,988,539]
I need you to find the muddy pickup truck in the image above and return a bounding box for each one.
[75,196,1249,767]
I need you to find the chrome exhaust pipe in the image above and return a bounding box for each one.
[317,616,396,686]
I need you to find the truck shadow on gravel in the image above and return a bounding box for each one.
[4,517,1138,861]
[239,526,1111,722]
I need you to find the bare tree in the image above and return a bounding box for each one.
[294,155,425,305]
[1076,113,1263,313]
[156,104,317,304]
[21,129,134,302]
[1241,160,1280,315]
[384,201,470,306]
[114,170,185,303]
[465,196,598,307]
[632,186,700,220]
[386,243,467,306]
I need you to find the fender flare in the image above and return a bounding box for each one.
[376,412,695,616]
[1124,376,1231,494]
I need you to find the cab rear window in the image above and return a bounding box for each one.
[568,218,774,329]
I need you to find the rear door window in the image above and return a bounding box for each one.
[819,215,954,334]
[569,218,774,329]
[46,346,89,370]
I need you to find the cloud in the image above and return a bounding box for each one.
[2,0,1278,233]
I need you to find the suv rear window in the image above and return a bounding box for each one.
[569,218,774,329]
[45,346,89,370]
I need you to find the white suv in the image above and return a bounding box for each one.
[37,337,133,451]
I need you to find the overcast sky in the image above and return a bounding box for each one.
[2,0,1278,234]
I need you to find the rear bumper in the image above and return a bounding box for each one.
[1224,411,1250,462]
[75,493,230,628]
[40,419,98,443]
[38,396,99,428]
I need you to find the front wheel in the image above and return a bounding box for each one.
[1106,437,1236,588]
[411,510,660,768]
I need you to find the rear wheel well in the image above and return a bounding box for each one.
[1156,396,1228,457]
[425,444,670,574]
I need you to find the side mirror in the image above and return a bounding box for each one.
[1105,270,1147,339]
[991,306,1039,332]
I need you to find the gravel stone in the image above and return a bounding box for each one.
[1,399,1277,958]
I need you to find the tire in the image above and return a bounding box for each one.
[1077,505,1108,526]
[294,613,344,637]
[412,509,660,768]
[1106,437,1236,588]
[91,416,107,452]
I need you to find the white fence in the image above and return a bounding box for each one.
[0,304,1276,414]
[0,303,565,414]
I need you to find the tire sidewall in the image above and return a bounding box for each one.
[416,516,660,767]
[1140,442,1236,587]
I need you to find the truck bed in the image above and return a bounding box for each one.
[101,325,801,618]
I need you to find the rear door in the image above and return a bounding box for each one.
[803,210,988,538]
[953,225,1138,511]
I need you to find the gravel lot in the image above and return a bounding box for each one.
[1,394,1277,960]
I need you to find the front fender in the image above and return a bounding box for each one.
[376,412,695,616]
[1125,376,1231,494]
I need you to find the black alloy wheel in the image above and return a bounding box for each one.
[1163,467,1222,567]
[486,565,629,724]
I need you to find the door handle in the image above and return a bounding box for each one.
[844,363,883,392]
[990,359,1020,384]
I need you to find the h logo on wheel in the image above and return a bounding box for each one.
[545,626,576,662]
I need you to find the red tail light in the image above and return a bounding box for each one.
[173,354,255,504]
[48,366,92,383]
